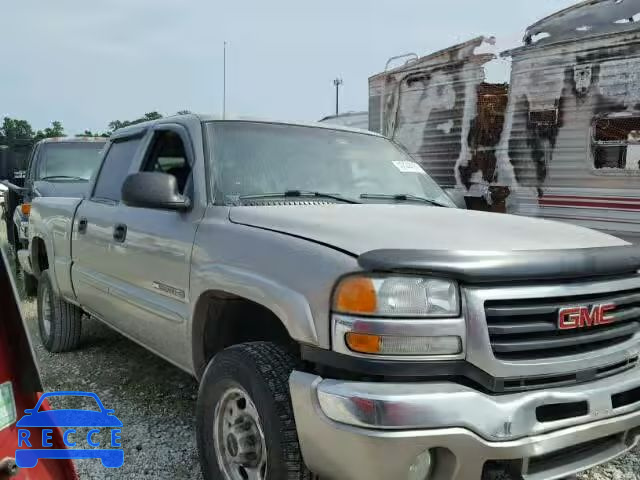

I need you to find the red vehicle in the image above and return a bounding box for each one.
[0,249,77,480]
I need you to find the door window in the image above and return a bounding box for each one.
[92,138,142,202]
[143,131,192,195]
[592,115,640,172]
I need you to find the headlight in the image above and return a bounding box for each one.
[333,274,459,317]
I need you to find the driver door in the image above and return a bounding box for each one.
[105,125,203,368]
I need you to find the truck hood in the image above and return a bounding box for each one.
[34,180,89,198]
[229,204,629,255]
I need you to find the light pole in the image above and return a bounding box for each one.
[333,78,343,116]
[223,41,227,119]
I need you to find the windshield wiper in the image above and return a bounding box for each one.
[239,190,360,204]
[360,193,448,207]
[40,175,87,181]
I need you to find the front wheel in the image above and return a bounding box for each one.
[196,342,312,480]
[37,269,83,352]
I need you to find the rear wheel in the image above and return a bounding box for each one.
[196,342,311,480]
[37,269,82,352]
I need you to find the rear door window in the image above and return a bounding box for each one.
[92,138,142,202]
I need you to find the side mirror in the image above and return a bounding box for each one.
[121,172,191,211]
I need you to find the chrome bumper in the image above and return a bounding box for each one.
[290,369,640,480]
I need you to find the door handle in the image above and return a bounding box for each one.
[113,224,127,243]
[78,217,88,234]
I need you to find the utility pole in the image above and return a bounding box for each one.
[223,41,227,119]
[333,78,343,116]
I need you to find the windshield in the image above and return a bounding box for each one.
[207,122,453,206]
[37,142,106,181]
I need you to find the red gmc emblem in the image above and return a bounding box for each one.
[558,303,616,330]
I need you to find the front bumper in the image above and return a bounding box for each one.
[289,369,640,480]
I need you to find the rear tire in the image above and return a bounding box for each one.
[22,272,37,297]
[196,342,312,480]
[37,269,82,352]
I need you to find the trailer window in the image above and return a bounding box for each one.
[592,116,640,172]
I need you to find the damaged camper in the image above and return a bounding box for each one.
[369,0,640,242]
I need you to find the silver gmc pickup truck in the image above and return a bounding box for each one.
[26,114,640,480]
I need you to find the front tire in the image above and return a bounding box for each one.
[37,269,82,352]
[196,342,311,480]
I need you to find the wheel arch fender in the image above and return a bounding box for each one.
[30,235,59,294]
[190,264,318,376]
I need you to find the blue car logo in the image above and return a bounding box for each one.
[16,391,123,468]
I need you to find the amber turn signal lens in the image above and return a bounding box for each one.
[20,203,31,215]
[345,332,382,354]
[334,277,377,314]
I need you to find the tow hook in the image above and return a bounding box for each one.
[0,457,19,479]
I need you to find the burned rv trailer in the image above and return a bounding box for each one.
[370,0,640,241]
[368,36,507,210]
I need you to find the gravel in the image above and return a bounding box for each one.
[2,228,639,479]
[2,232,203,479]
[21,301,204,480]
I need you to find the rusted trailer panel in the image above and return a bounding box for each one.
[368,37,504,207]
[370,0,640,240]
[500,0,640,241]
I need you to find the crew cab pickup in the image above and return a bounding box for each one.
[27,114,640,480]
[6,137,106,296]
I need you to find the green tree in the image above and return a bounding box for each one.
[107,111,164,133]
[107,119,129,131]
[0,117,35,146]
[142,111,163,121]
[34,121,65,141]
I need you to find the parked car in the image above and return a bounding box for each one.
[1,141,30,249]
[27,114,640,480]
[10,137,106,296]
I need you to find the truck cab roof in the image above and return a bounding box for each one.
[111,113,382,140]
[35,137,107,145]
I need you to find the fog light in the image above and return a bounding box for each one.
[345,333,462,356]
[408,450,432,480]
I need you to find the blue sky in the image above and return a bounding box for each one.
[0,0,578,134]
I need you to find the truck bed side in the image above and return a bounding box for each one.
[29,196,83,301]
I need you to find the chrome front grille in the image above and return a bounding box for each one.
[485,289,640,360]
[463,276,640,380]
